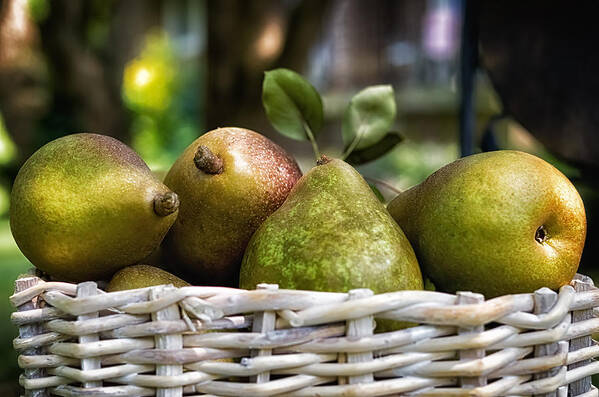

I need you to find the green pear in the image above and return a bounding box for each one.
[107,265,189,291]
[163,127,302,286]
[240,156,423,298]
[10,133,179,281]
[387,150,586,297]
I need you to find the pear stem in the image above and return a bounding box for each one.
[303,121,321,162]
[153,191,180,217]
[316,154,332,165]
[341,125,365,161]
[363,176,403,195]
[194,145,223,174]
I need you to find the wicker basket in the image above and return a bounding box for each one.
[9,273,599,397]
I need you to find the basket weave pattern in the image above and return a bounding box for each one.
[10,273,599,396]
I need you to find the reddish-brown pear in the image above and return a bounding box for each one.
[163,127,302,286]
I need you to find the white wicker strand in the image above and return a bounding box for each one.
[491,341,568,377]
[574,386,599,397]
[380,293,534,327]
[508,366,567,395]
[121,346,249,364]
[289,324,454,354]
[393,347,532,377]
[12,307,69,326]
[346,288,375,385]
[51,384,155,397]
[150,285,183,397]
[187,353,337,376]
[205,289,348,316]
[567,344,599,366]
[457,291,487,388]
[48,364,153,382]
[395,324,518,353]
[49,337,154,358]
[280,351,454,378]
[47,313,148,336]
[569,275,595,395]
[279,375,455,396]
[198,375,335,396]
[250,283,279,384]
[102,315,252,339]
[18,354,79,369]
[289,291,456,327]
[183,324,346,350]
[499,286,575,330]
[19,373,71,389]
[13,331,71,351]
[533,287,562,397]
[15,277,48,397]
[493,314,571,349]
[11,280,78,307]
[75,282,102,388]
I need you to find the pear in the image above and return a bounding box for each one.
[387,150,586,297]
[10,133,179,281]
[239,156,423,298]
[163,127,302,286]
[107,265,189,291]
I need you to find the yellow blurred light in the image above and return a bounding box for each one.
[134,67,152,88]
[122,31,177,113]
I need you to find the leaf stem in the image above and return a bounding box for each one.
[341,126,364,160]
[363,176,403,195]
[303,121,321,161]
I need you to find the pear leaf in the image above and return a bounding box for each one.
[262,68,324,141]
[346,131,404,165]
[342,85,397,151]
[424,277,437,291]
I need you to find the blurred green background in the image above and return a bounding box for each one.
[0,0,597,394]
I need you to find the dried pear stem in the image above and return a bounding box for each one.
[153,191,180,217]
[194,145,223,174]
[316,154,332,166]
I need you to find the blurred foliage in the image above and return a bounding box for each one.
[123,31,201,172]
[0,115,16,217]
[0,114,17,166]
[358,140,459,195]
[27,0,49,23]
[123,32,178,113]
[0,182,9,218]
[0,220,31,383]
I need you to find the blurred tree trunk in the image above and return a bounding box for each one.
[1,0,161,162]
[37,0,130,144]
[206,0,330,136]
[0,0,47,161]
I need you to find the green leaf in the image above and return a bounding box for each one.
[262,69,324,141]
[424,277,437,291]
[346,131,404,165]
[342,85,397,151]
[368,183,386,203]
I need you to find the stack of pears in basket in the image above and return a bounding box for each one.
[10,69,586,312]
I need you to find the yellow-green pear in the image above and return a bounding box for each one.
[107,265,189,291]
[10,133,179,281]
[240,156,423,298]
[388,150,586,297]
